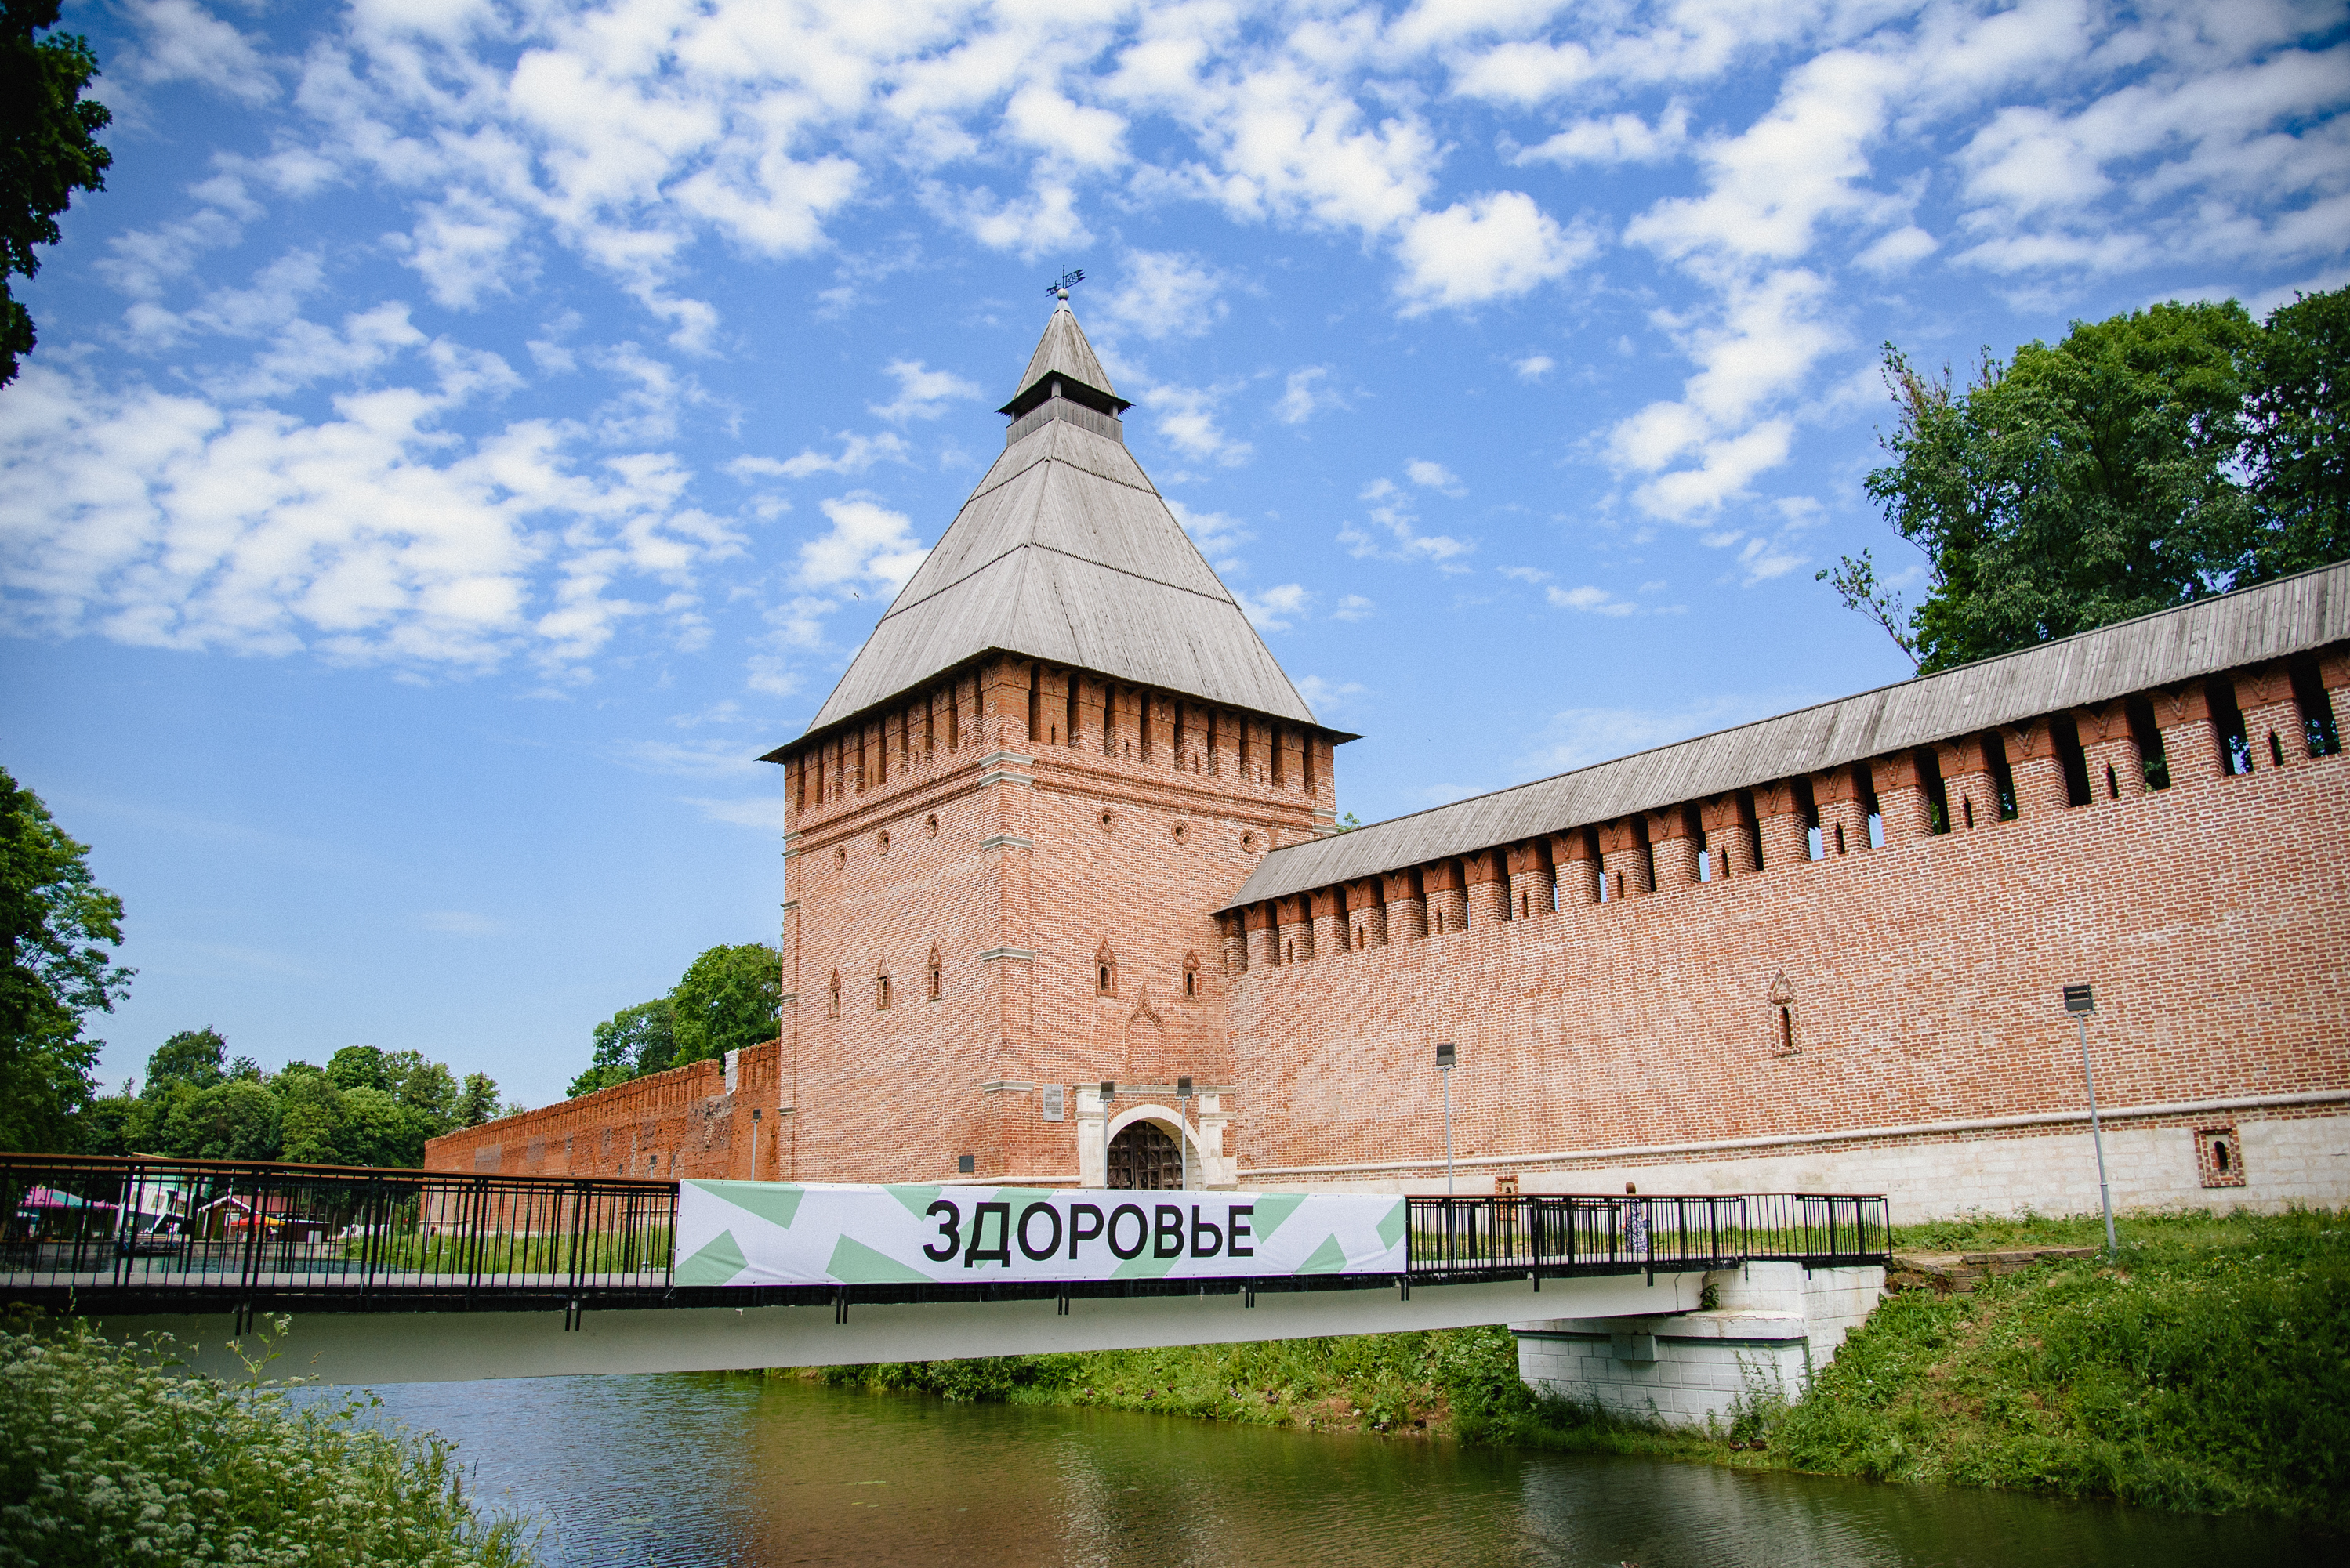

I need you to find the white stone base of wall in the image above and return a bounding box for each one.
[1511,1261,1884,1428]
[1253,1106,2350,1220]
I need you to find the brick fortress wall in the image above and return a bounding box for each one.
[1214,651,2350,1214]
[430,649,2350,1214]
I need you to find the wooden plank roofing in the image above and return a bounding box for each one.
[791,305,1322,743]
[1220,559,2350,911]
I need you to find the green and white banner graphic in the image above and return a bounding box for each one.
[675,1182,1408,1287]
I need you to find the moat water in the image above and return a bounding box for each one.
[372,1374,2314,1566]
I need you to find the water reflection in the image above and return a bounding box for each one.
[364,1374,2309,1567]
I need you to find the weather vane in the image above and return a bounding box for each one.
[1046,266,1086,299]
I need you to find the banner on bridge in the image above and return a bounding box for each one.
[675,1182,1408,1287]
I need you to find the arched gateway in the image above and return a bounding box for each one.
[1107,1120,1183,1190]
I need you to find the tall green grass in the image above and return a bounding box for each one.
[809,1208,2348,1525]
[0,1313,539,1567]
[1775,1207,2350,1524]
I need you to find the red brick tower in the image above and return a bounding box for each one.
[763,294,1348,1186]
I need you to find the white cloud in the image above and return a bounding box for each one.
[1607,270,1839,519]
[1331,593,1376,621]
[124,0,277,104]
[686,795,794,831]
[796,494,928,592]
[1513,354,1555,382]
[1147,382,1253,466]
[869,360,982,424]
[0,357,729,673]
[1275,366,1344,424]
[1626,49,1906,267]
[1546,584,1636,617]
[1855,225,1939,273]
[1338,477,1474,570]
[1167,497,1252,567]
[615,738,763,778]
[1394,191,1595,313]
[773,431,912,480]
[1235,582,1309,630]
[1516,106,1690,168]
[1098,251,1226,342]
[1499,564,1551,584]
[1295,674,1367,711]
[1449,40,1596,105]
[1405,458,1464,494]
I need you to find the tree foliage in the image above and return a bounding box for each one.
[80,1034,510,1168]
[670,943,782,1067]
[1,766,130,1150]
[566,944,779,1098]
[1,0,112,387]
[567,997,675,1098]
[1827,288,2348,673]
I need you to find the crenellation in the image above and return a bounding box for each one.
[1648,806,1702,890]
[2155,679,2225,782]
[1812,764,1867,857]
[1383,867,1428,939]
[1422,858,1468,933]
[1310,886,1344,961]
[2237,660,2305,770]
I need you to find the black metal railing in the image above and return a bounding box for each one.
[1,1156,1890,1316]
[1405,1195,1750,1283]
[1,1156,676,1313]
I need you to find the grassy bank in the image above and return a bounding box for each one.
[807,1208,2348,1527]
[0,1313,538,1568]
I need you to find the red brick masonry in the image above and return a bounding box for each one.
[431,650,2350,1217]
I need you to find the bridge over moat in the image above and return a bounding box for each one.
[5,1157,1888,1385]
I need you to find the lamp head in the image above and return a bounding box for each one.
[1436,1042,1456,1070]
[2063,983,2094,1015]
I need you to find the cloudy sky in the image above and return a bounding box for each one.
[4,0,2344,1104]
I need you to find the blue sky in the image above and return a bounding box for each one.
[4,0,2344,1106]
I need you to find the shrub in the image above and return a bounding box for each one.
[0,1313,538,1567]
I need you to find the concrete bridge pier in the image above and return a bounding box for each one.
[1512,1262,1886,1426]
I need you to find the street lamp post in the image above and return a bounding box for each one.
[749,1107,761,1181]
[1177,1076,1193,1191]
[1098,1081,1115,1189]
[2065,984,2118,1254]
[1435,1043,1457,1195]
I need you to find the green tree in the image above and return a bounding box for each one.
[380,1049,459,1128]
[161,1077,281,1161]
[670,943,782,1066]
[334,1085,415,1168]
[568,997,674,1096]
[276,1066,343,1165]
[457,1070,502,1128]
[0,765,130,1150]
[2242,287,2350,580]
[143,1026,227,1095]
[1828,291,2347,673]
[327,1044,390,1092]
[1,0,112,386]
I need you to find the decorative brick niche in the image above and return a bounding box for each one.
[2195,1125,2247,1188]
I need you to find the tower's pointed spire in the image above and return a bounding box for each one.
[780,294,1331,746]
[999,293,1130,419]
